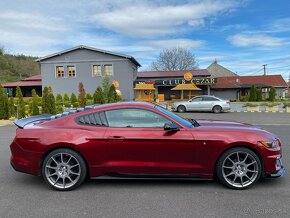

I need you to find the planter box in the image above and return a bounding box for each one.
[247,106,260,112]
[265,106,278,112]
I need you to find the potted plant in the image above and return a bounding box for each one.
[244,103,260,112]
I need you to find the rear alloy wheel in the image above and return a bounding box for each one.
[42,148,87,191]
[213,105,222,113]
[177,105,186,113]
[217,147,261,189]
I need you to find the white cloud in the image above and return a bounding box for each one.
[146,38,205,49]
[90,0,244,36]
[228,34,287,47]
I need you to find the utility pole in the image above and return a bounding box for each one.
[262,64,267,75]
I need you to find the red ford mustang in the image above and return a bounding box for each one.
[10,102,285,191]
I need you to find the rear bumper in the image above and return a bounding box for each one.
[10,140,41,176]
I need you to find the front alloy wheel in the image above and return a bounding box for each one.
[177,105,186,113]
[217,147,261,189]
[42,149,87,191]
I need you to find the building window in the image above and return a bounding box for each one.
[92,65,102,77]
[67,65,76,77]
[56,66,64,78]
[104,64,113,76]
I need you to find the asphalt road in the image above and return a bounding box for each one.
[0,112,290,218]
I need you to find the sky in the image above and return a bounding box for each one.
[1,0,290,80]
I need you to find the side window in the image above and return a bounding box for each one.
[105,109,170,128]
[192,97,202,102]
[76,112,105,126]
[203,97,218,101]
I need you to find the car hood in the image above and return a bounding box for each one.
[195,119,253,127]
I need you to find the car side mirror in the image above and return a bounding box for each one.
[164,122,180,131]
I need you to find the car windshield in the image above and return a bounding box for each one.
[156,106,194,128]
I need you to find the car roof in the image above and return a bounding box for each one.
[93,101,156,110]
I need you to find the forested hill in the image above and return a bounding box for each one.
[0,48,40,83]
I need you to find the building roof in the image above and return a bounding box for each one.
[211,75,288,89]
[171,83,201,91]
[137,69,210,78]
[36,45,141,67]
[23,74,42,81]
[1,74,42,88]
[133,83,156,90]
[207,60,237,78]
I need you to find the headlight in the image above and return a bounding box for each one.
[259,139,279,148]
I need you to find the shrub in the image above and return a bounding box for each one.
[63,92,70,107]
[244,103,259,107]
[249,85,257,102]
[86,93,92,100]
[8,97,16,118]
[41,86,50,114]
[261,102,279,107]
[269,87,276,102]
[56,94,64,113]
[0,85,9,119]
[15,86,25,118]
[78,82,87,107]
[102,75,111,101]
[30,89,40,115]
[256,88,263,101]
[48,87,56,114]
[93,86,106,104]
[282,103,290,108]
[70,92,78,108]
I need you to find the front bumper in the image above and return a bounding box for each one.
[266,166,286,178]
[265,157,285,178]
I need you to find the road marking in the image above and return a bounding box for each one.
[258,124,290,126]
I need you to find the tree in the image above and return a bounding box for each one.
[86,93,92,100]
[0,85,9,119]
[30,89,40,115]
[41,86,50,114]
[249,85,257,102]
[150,47,198,71]
[48,87,56,114]
[102,75,111,101]
[78,82,87,107]
[269,87,276,102]
[63,92,70,107]
[107,84,120,103]
[56,94,64,113]
[93,86,106,104]
[70,92,78,108]
[15,86,25,118]
[256,88,263,101]
[8,97,16,118]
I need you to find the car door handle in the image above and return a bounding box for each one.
[107,136,125,140]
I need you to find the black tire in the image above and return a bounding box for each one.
[177,105,186,113]
[42,148,87,191]
[216,147,262,190]
[212,105,222,113]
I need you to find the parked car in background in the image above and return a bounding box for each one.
[10,102,284,191]
[171,95,230,113]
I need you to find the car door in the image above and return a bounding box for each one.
[201,97,219,111]
[187,97,203,111]
[103,108,201,175]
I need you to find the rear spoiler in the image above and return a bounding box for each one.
[14,114,52,129]
[13,105,95,129]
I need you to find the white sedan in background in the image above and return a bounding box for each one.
[171,95,231,113]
